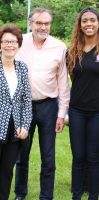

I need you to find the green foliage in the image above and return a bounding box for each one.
[15,19,27,32]
[0,0,99,38]
[0,0,25,23]
[64,0,92,39]
[0,0,14,3]
[0,0,24,3]
[0,20,4,26]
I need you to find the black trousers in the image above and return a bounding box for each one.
[69,107,99,200]
[0,116,20,200]
[15,98,58,200]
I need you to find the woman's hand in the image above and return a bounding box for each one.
[16,127,28,139]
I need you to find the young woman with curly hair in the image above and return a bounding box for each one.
[67,7,99,200]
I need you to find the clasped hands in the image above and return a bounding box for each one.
[16,127,28,139]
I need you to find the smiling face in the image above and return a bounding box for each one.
[1,32,19,59]
[81,11,99,37]
[29,11,52,41]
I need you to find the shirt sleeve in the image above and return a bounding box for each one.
[57,46,70,118]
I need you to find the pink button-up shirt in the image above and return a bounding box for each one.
[16,33,70,118]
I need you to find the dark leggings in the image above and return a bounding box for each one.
[69,107,99,200]
[0,116,20,200]
[0,141,20,200]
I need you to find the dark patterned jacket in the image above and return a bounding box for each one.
[0,56,32,142]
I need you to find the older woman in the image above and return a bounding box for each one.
[0,24,32,200]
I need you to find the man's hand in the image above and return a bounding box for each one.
[55,117,64,133]
[16,127,28,139]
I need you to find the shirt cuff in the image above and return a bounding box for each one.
[58,107,68,119]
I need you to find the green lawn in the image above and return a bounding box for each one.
[9,126,87,200]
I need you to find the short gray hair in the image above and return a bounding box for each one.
[28,7,53,22]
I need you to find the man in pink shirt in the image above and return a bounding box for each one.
[14,7,70,200]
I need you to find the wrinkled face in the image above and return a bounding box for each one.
[29,11,52,41]
[1,33,19,58]
[81,11,99,37]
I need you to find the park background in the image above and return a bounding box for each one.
[0,0,99,199]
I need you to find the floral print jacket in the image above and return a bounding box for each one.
[0,56,32,142]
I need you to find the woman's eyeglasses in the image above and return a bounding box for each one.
[1,40,18,45]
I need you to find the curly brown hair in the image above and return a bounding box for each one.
[67,7,99,76]
[0,24,23,49]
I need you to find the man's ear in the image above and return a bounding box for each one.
[29,22,32,31]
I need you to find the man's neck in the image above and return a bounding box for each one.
[32,35,46,48]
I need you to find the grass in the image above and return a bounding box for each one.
[9,126,87,200]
